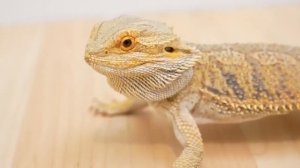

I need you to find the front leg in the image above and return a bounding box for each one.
[159,95,204,168]
[90,98,146,116]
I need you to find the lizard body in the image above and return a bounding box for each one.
[84,16,300,168]
[190,43,300,122]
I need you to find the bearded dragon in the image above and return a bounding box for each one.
[84,16,300,168]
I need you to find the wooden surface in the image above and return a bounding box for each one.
[1,6,300,168]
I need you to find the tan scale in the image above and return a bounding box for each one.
[84,16,300,168]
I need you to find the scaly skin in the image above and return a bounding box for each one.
[84,16,300,168]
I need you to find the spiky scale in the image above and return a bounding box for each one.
[191,44,300,120]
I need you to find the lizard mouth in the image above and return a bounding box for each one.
[85,52,161,70]
[84,54,171,78]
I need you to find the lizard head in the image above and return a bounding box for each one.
[84,16,200,101]
[85,16,198,76]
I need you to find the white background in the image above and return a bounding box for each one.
[1,0,300,24]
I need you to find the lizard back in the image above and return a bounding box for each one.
[192,44,300,119]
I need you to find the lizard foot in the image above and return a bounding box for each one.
[173,147,203,168]
[89,98,134,117]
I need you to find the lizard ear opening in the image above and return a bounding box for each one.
[165,46,175,53]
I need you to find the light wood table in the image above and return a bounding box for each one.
[1,6,300,168]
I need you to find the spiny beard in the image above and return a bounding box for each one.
[103,54,200,101]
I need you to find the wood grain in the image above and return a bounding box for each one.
[1,6,300,168]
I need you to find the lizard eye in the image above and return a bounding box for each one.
[120,36,135,51]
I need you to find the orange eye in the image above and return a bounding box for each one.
[120,36,135,51]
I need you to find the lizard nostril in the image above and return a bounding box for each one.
[84,56,90,63]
